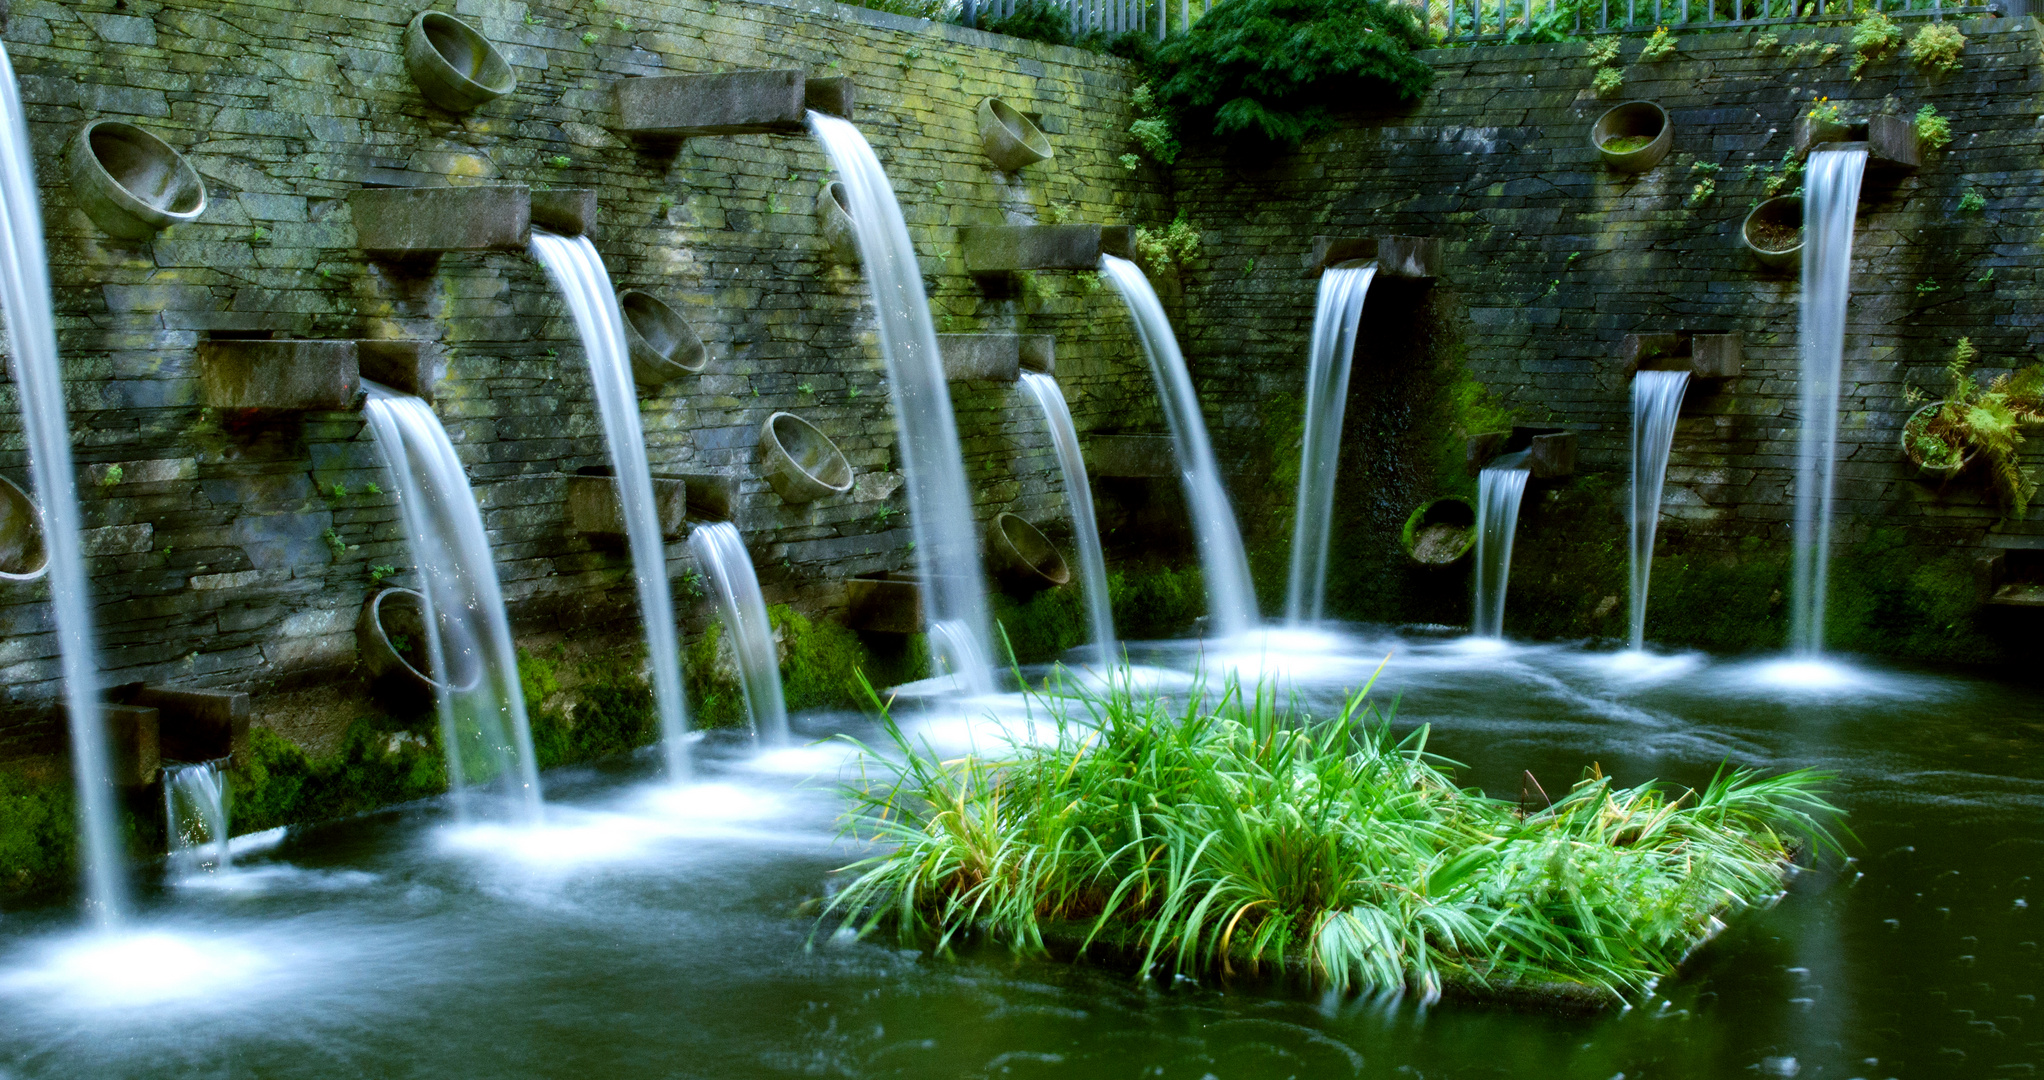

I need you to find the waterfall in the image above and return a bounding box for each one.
[687,522,788,744]
[1472,453,1531,639]
[363,383,542,820]
[0,45,126,923]
[1790,149,1867,657]
[1284,261,1376,626]
[1627,370,1690,650]
[162,761,230,878]
[1020,372,1116,670]
[529,230,693,770]
[1099,254,1258,638]
[807,111,995,693]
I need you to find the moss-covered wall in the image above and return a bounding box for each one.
[1172,19,2044,662]
[0,0,1175,755]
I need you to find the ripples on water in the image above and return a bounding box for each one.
[1,626,2037,1079]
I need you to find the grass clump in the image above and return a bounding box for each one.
[825,675,1844,1001]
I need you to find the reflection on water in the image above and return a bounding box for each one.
[1,627,2038,1078]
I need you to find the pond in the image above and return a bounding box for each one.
[2,628,2037,1079]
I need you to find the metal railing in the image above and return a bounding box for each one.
[1422,0,1993,44]
[961,0,2001,44]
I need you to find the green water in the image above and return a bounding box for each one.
[0,629,2036,1079]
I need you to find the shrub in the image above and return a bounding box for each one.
[983,0,1072,46]
[1915,103,1953,151]
[1849,11,1901,76]
[1907,21,1965,74]
[1134,213,1201,272]
[1152,0,1432,151]
[1127,83,1179,166]
[1592,66,1623,97]
[1639,25,1677,61]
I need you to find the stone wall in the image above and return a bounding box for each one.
[0,0,1168,753]
[1174,20,2044,656]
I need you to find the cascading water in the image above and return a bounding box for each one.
[1790,149,1867,657]
[1472,453,1531,639]
[1020,372,1116,671]
[0,44,126,923]
[363,383,542,821]
[687,522,787,744]
[808,111,995,693]
[162,761,230,878]
[1099,254,1259,639]
[1627,370,1691,650]
[529,230,693,769]
[1284,261,1377,626]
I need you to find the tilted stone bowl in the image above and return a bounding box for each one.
[1591,101,1672,174]
[977,97,1053,173]
[989,512,1070,592]
[1401,497,1476,568]
[758,411,853,503]
[617,289,707,386]
[404,10,516,112]
[358,587,483,704]
[815,181,858,264]
[66,120,207,240]
[1901,402,1973,479]
[0,476,48,584]
[1741,195,1803,271]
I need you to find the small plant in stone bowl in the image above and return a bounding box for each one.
[1902,338,2044,514]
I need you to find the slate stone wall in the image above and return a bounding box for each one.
[0,0,1166,753]
[1173,20,2044,645]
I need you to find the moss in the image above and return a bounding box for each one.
[682,622,747,730]
[0,761,76,897]
[989,584,1091,665]
[526,645,664,767]
[770,604,927,712]
[229,721,446,836]
[1108,563,1206,639]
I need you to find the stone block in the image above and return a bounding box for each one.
[937,334,1021,381]
[614,70,852,138]
[1466,430,1510,476]
[1086,434,1176,478]
[349,186,531,254]
[844,574,922,633]
[1378,235,1444,279]
[1018,335,1055,375]
[133,686,248,762]
[1690,333,1744,378]
[358,340,439,401]
[566,470,688,541]
[674,471,738,521]
[962,225,1119,273]
[104,703,159,787]
[1307,235,1376,272]
[1529,432,1577,479]
[197,339,360,411]
[529,188,598,237]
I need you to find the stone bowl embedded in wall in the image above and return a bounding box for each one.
[1742,196,1802,271]
[816,181,858,264]
[403,10,516,112]
[758,411,853,503]
[0,476,47,584]
[66,120,207,240]
[1901,403,1973,479]
[978,97,1053,172]
[988,512,1070,593]
[358,587,482,705]
[1401,498,1475,568]
[617,289,706,385]
[1591,101,1671,174]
